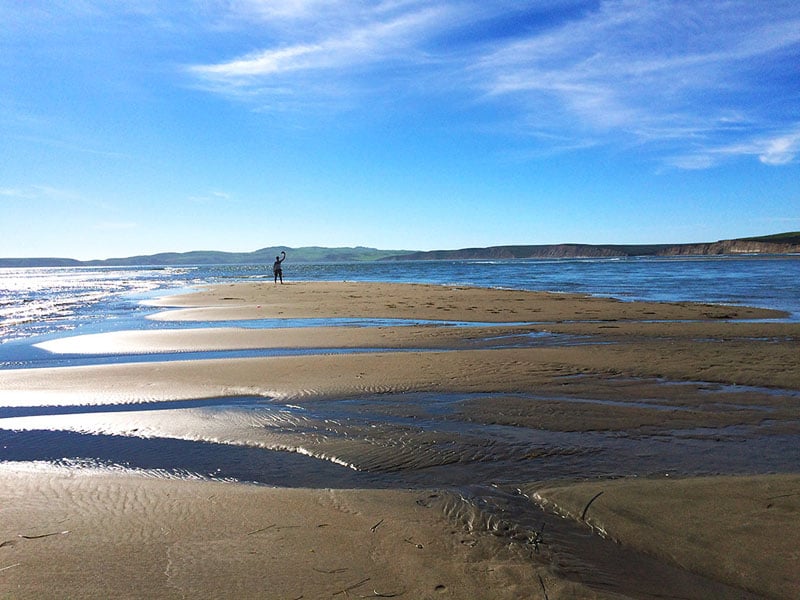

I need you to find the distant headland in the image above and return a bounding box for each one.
[1,232,798,268]
[385,231,800,261]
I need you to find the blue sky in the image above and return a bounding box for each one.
[2,1,799,259]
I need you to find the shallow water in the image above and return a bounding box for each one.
[3,387,797,488]
[2,256,799,345]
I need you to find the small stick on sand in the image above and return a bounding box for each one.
[537,574,550,600]
[18,530,69,540]
[0,563,21,573]
[247,524,276,535]
[333,577,371,596]
[313,567,348,574]
[580,492,604,521]
[767,492,800,500]
[370,519,384,533]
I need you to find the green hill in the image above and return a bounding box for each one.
[741,232,800,245]
[1,232,798,268]
[81,246,412,266]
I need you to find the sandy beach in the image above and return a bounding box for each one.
[2,281,799,598]
[0,465,560,599]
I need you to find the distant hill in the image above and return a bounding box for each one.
[662,232,800,256]
[741,232,800,245]
[1,233,798,268]
[383,244,670,260]
[81,246,413,266]
[0,246,413,268]
[380,232,800,261]
[0,257,84,267]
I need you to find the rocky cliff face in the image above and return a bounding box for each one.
[391,235,800,260]
[406,245,629,260]
[659,240,800,256]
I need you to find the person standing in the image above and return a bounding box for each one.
[273,251,286,284]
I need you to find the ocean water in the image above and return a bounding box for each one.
[1,256,798,346]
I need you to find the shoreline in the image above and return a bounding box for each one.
[2,281,799,598]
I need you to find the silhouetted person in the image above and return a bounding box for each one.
[273,251,286,284]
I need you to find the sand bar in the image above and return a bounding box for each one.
[148,280,786,322]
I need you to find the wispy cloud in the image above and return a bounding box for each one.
[0,187,35,199]
[0,185,83,202]
[187,190,233,203]
[187,0,800,168]
[668,125,800,169]
[0,185,119,214]
[473,2,800,158]
[188,2,452,103]
[223,0,368,25]
[758,129,800,166]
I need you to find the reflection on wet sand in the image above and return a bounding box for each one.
[3,381,798,486]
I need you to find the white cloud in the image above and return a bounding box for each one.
[476,2,799,128]
[196,44,324,78]
[190,5,448,84]
[188,190,234,203]
[665,153,719,171]
[226,0,349,22]
[0,185,83,202]
[759,130,800,166]
[667,125,800,169]
[471,1,800,168]
[187,0,800,168]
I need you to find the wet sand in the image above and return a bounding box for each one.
[530,474,800,599]
[1,466,569,600]
[1,281,799,598]
[1,468,795,599]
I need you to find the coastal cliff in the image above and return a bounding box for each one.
[657,236,800,256]
[387,233,800,261]
[1,233,798,267]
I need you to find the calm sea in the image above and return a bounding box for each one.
[1,256,798,345]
